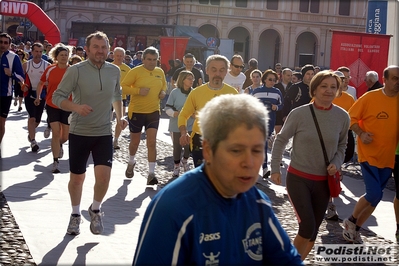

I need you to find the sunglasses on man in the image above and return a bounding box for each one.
[232,64,244,69]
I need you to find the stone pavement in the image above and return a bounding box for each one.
[0,105,398,265]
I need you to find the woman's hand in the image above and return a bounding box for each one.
[180,133,190,146]
[270,172,282,185]
[34,98,41,106]
[327,163,337,176]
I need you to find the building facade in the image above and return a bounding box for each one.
[1,0,385,70]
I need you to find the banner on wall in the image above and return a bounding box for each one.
[160,37,189,73]
[111,34,127,50]
[366,0,388,34]
[330,30,391,97]
[68,39,78,46]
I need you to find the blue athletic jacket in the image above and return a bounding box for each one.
[133,165,303,265]
[1,51,24,97]
[251,85,283,137]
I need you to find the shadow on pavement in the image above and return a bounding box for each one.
[1,164,54,202]
[81,180,157,236]
[39,234,78,266]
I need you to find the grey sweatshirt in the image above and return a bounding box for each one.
[53,59,121,136]
[271,103,349,176]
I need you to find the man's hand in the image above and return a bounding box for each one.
[75,104,93,116]
[360,132,373,144]
[159,90,166,100]
[139,87,150,96]
[22,84,29,92]
[3,67,11,76]
[270,172,282,185]
[180,132,191,146]
[118,119,128,130]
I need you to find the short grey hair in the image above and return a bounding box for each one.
[365,71,378,83]
[143,46,159,59]
[205,54,230,70]
[113,47,126,55]
[198,94,268,153]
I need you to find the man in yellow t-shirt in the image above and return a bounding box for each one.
[178,54,238,167]
[343,65,399,244]
[121,46,167,185]
[112,47,131,149]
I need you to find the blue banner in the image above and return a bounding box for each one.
[366,0,388,34]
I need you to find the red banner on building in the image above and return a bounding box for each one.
[330,30,391,98]
[160,37,189,73]
[68,38,78,46]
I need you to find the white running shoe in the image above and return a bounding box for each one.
[125,162,135,178]
[181,158,190,172]
[30,140,39,152]
[353,231,363,244]
[325,202,339,221]
[52,161,60,173]
[66,214,81,235]
[173,164,180,177]
[342,219,357,243]
[88,205,104,235]
[147,173,158,185]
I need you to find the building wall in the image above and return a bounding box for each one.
[32,0,367,69]
[387,0,399,66]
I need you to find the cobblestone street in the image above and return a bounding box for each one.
[1,123,398,265]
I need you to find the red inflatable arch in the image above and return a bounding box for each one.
[0,0,61,45]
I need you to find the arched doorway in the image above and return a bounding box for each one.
[198,24,219,39]
[7,24,18,37]
[228,26,250,62]
[295,32,318,67]
[258,29,281,71]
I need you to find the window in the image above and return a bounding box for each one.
[235,0,247,8]
[299,0,309,12]
[339,0,350,16]
[267,0,279,10]
[299,0,320,13]
[199,0,220,5]
[310,0,319,13]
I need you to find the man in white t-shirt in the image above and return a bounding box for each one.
[337,66,357,100]
[223,54,246,93]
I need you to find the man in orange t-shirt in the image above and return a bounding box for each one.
[343,65,399,244]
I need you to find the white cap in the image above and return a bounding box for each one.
[333,71,345,78]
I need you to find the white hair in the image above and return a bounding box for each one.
[365,71,378,83]
[113,47,126,55]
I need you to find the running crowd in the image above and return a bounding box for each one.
[1,30,399,264]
